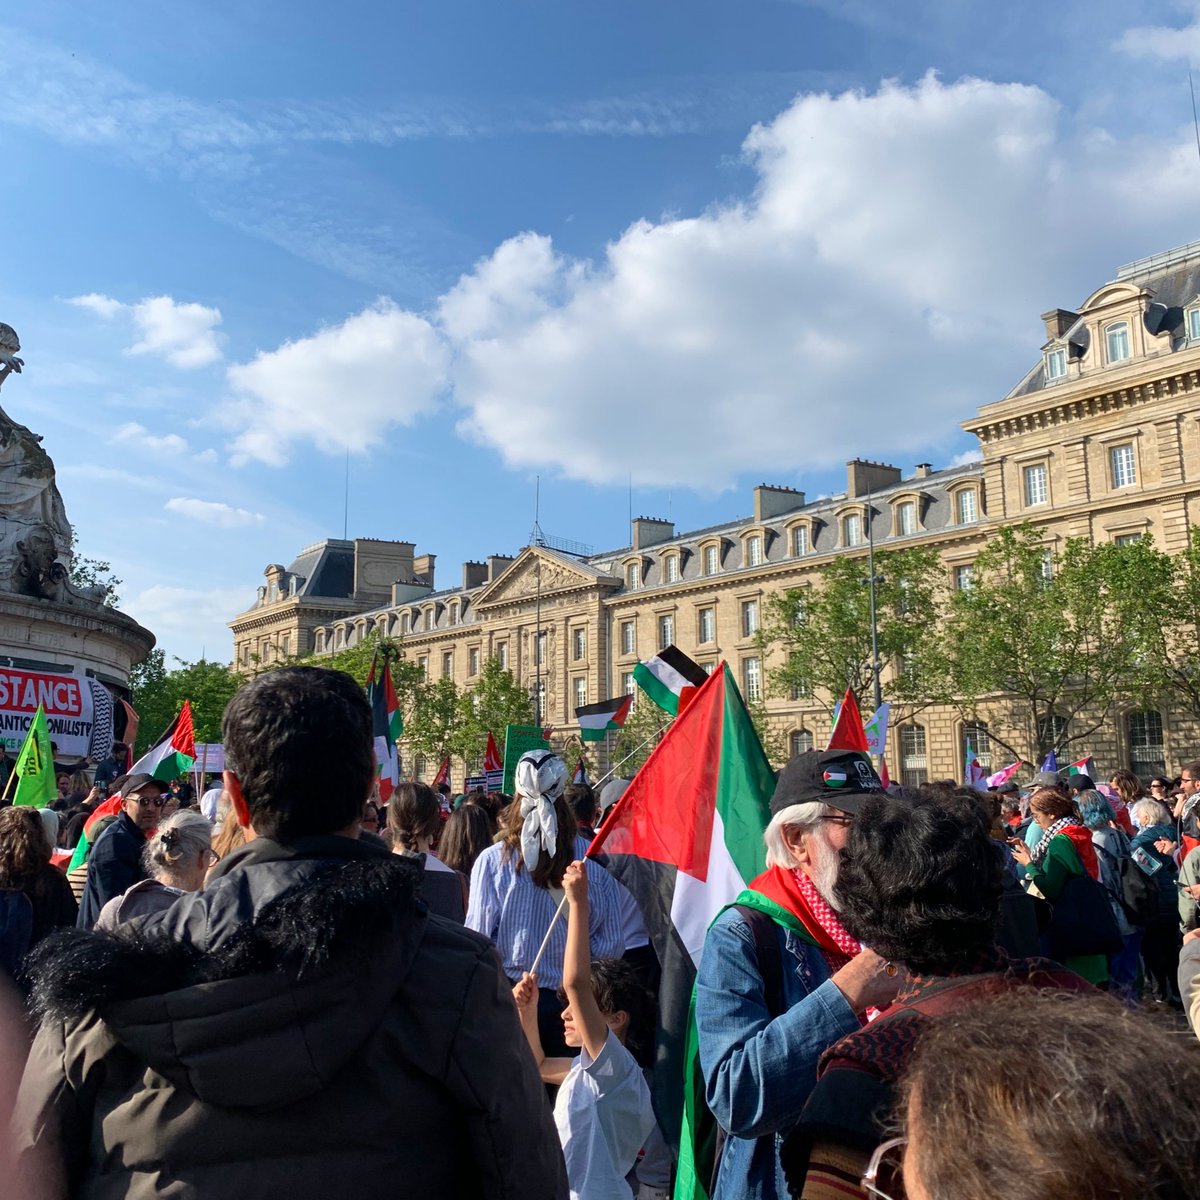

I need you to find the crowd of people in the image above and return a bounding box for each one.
[0,666,1198,1199]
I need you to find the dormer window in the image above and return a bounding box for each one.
[1045,347,1067,381]
[1189,305,1200,341]
[627,561,641,589]
[702,544,720,576]
[793,525,809,556]
[897,501,916,536]
[956,489,978,524]
[664,553,680,584]
[844,513,863,547]
[746,535,763,567]
[1105,322,1130,364]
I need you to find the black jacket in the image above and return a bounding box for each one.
[16,834,567,1200]
[76,810,146,930]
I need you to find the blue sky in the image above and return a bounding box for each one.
[4,0,1200,663]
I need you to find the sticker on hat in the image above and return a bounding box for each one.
[822,769,849,787]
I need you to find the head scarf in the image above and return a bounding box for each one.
[513,750,568,873]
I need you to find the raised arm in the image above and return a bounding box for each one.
[561,859,609,1064]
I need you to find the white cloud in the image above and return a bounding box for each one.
[1117,10,1200,62]
[69,293,224,368]
[949,448,984,467]
[111,421,189,455]
[123,585,249,656]
[222,300,449,466]
[437,72,1200,487]
[165,497,265,527]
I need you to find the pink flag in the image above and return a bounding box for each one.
[985,761,1022,789]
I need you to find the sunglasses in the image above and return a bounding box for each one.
[862,1135,907,1200]
[130,794,167,808]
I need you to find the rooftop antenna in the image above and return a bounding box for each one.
[342,448,350,540]
[532,476,543,726]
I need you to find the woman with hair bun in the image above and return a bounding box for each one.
[94,810,213,930]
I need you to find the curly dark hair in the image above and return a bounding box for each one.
[0,806,51,889]
[222,666,372,841]
[833,786,1004,975]
[557,955,654,1067]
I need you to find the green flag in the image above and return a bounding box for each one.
[12,705,55,808]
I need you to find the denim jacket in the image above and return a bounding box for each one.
[695,906,861,1200]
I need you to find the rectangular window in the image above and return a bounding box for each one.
[401,612,410,634]
[1115,533,1143,547]
[627,561,641,589]
[1023,463,1048,506]
[418,655,428,679]
[954,564,974,591]
[844,514,863,547]
[741,599,759,638]
[746,535,763,567]
[658,613,674,650]
[468,647,480,676]
[790,730,814,758]
[793,526,809,556]
[899,725,929,789]
[1045,348,1067,380]
[535,631,547,666]
[496,642,508,670]
[1127,710,1166,778]
[743,657,762,703]
[701,660,716,675]
[573,677,587,710]
[1190,309,1200,341]
[698,607,715,644]
[281,634,291,656]
[622,672,636,696]
[621,620,636,655]
[1106,322,1130,363]
[442,652,453,678]
[704,545,719,576]
[448,604,458,626]
[665,555,680,583]
[1110,443,1137,489]
[956,489,977,524]
[962,722,993,772]
[572,627,586,661]
[897,502,915,536]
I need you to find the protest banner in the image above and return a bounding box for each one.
[502,723,549,795]
[0,667,111,759]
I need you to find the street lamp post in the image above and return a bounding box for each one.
[863,490,884,714]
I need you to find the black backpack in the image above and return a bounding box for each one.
[0,888,33,979]
[1096,840,1157,929]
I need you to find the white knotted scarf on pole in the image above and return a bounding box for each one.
[514,750,568,874]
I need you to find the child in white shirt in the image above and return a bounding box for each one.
[514,860,658,1200]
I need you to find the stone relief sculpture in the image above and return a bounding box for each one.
[0,324,101,604]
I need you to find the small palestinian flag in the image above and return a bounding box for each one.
[1069,756,1098,779]
[484,731,503,790]
[129,701,196,783]
[367,653,402,803]
[576,695,633,743]
[633,645,708,716]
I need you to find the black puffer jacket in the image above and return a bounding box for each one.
[15,834,567,1200]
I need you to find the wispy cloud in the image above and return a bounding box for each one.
[164,497,265,527]
[111,421,189,455]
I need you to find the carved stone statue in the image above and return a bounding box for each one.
[0,324,88,602]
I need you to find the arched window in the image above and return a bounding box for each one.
[790,729,814,759]
[1036,713,1069,758]
[1127,710,1165,779]
[413,754,427,781]
[899,724,928,789]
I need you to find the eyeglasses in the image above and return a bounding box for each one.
[818,813,855,825]
[205,847,220,866]
[862,1135,907,1200]
[130,794,166,808]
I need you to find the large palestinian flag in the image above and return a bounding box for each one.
[633,645,709,716]
[589,662,774,1157]
[576,694,633,742]
[129,701,196,783]
[366,653,402,803]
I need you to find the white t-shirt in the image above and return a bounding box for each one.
[553,1029,656,1200]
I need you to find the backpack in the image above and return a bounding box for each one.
[0,888,33,979]
[1117,852,1160,927]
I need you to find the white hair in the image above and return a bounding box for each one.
[764,801,832,868]
[142,810,212,881]
[1131,797,1172,829]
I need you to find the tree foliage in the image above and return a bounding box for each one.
[929,525,1174,761]
[611,695,672,777]
[68,527,121,607]
[761,545,947,714]
[453,657,535,771]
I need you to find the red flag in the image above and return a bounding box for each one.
[827,688,869,752]
[879,756,891,789]
[483,732,503,774]
[432,757,451,788]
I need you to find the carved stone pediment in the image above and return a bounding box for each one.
[476,550,602,608]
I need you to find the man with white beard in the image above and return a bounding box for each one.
[692,749,902,1200]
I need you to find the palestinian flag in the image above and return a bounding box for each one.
[633,645,708,716]
[827,687,869,753]
[576,694,632,742]
[367,653,403,803]
[432,757,451,789]
[10,705,55,809]
[129,701,196,783]
[484,731,503,790]
[588,662,773,1163]
[1069,756,1098,779]
[66,794,125,871]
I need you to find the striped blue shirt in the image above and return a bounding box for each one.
[466,836,626,988]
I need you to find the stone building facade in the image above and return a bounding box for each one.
[230,242,1200,784]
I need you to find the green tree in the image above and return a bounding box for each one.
[761,545,947,715]
[68,527,121,607]
[128,651,242,755]
[932,524,1172,762]
[611,696,671,777]
[453,657,535,771]
[406,675,464,768]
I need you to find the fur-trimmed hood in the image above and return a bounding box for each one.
[27,847,427,1112]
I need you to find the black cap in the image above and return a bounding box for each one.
[769,749,884,816]
[1066,773,1094,792]
[112,773,170,799]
